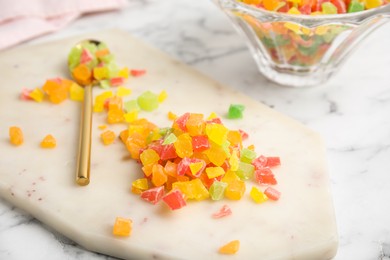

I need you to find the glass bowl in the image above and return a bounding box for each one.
[214,0,390,87]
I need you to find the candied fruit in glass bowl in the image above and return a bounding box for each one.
[213,0,390,87]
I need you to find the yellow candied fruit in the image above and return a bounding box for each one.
[93,67,109,80]
[69,82,84,101]
[287,6,301,14]
[365,0,383,9]
[117,86,132,97]
[315,26,329,35]
[168,111,177,121]
[112,217,132,237]
[94,91,113,112]
[118,67,130,79]
[206,166,225,179]
[40,134,56,148]
[9,126,23,146]
[29,88,44,102]
[207,112,218,120]
[98,125,107,130]
[100,130,116,145]
[124,111,138,123]
[132,178,149,194]
[158,90,168,103]
[219,240,240,255]
[250,186,268,203]
[107,109,124,124]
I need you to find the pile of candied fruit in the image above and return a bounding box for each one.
[121,112,281,211]
[239,0,389,14]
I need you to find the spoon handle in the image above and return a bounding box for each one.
[76,85,92,186]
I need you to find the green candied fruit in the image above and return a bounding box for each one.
[240,148,257,163]
[159,127,172,137]
[236,161,255,180]
[221,140,231,157]
[100,79,111,89]
[97,42,108,50]
[82,42,98,55]
[321,2,338,14]
[107,62,120,78]
[124,99,140,113]
[163,133,177,145]
[348,0,365,12]
[137,91,159,112]
[209,181,228,201]
[100,53,115,64]
[68,47,82,70]
[227,104,245,119]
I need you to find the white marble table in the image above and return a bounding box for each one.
[1,0,389,259]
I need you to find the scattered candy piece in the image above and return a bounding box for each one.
[100,130,116,145]
[250,186,268,203]
[40,134,56,148]
[212,205,232,218]
[69,82,84,101]
[117,86,132,97]
[130,69,146,77]
[137,91,159,112]
[29,88,44,102]
[227,104,245,119]
[219,240,240,255]
[264,186,281,201]
[158,90,168,103]
[112,217,132,237]
[9,126,23,146]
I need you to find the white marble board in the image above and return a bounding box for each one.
[0,30,338,260]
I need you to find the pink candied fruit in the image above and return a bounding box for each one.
[175,113,190,131]
[254,167,277,185]
[130,69,146,77]
[264,187,281,201]
[110,77,125,87]
[160,144,178,161]
[80,48,93,64]
[212,205,232,219]
[140,186,165,204]
[162,189,187,210]
[192,135,210,152]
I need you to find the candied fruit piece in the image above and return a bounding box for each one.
[212,205,232,218]
[100,130,116,145]
[93,67,109,80]
[225,179,246,200]
[40,134,56,148]
[117,86,132,97]
[236,162,255,180]
[186,113,204,136]
[9,126,23,146]
[264,187,281,201]
[219,240,240,254]
[192,135,210,152]
[140,148,160,166]
[69,82,84,101]
[174,133,193,158]
[72,63,92,85]
[162,189,187,210]
[112,217,132,237]
[141,186,165,204]
[240,148,257,163]
[250,187,268,203]
[118,67,130,78]
[130,69,146,77]
[254,167,277,185]
[29,88,44,102]
[227,104,245,119]
[132,178,149,194]
[205,123,228,146]
[152,164,167,187]
[206,166,225,179]
[158,90,168,103]
[137,91,159,111]
[209,181,228,201]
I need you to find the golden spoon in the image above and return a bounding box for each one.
[68,40,101,186]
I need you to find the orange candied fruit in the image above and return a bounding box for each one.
[40,134,57,148]
[219,240,240,254]
[100,130,116,145]
[112,217,132,237]
[72,63,92,85]
[9,126,23,146]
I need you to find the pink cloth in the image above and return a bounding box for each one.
[0,0,127,50]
